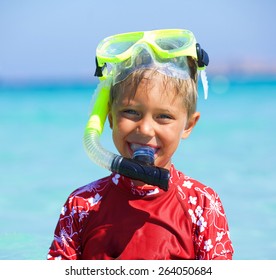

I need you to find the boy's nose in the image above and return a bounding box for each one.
[137,116,155,137]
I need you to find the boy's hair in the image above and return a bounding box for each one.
[109,57,198,121]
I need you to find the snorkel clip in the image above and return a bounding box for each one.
[94,57,107,77]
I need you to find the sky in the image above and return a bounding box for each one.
[1,0,275,83]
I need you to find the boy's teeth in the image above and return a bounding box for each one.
[130,143,143,152]
[130,143,156,152]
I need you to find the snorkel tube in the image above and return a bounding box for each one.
[83,75,170,191]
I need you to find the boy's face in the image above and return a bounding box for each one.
[109,71,199,170]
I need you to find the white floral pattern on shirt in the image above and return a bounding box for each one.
[47,166,233,260]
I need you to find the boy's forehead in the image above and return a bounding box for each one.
[116,74,183,105]
[123,70,177,95]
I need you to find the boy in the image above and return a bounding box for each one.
[47,29,234,260]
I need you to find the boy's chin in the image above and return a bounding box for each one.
[154,160,172,171]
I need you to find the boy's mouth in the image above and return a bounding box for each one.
[129,143,158,155]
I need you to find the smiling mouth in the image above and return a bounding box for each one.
[129,143,159,154]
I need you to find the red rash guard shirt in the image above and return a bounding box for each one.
[47,165,234,260]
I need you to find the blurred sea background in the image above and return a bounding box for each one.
[1,1,276,260]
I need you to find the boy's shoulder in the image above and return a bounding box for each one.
[64,175,113,211]
[70,175,112,198]
[181,175,217,197]
[172,167,220,205]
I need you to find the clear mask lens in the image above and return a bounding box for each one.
[112,43,191,85]
[154,36,190,50]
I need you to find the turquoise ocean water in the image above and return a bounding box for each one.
[0,75,276,260]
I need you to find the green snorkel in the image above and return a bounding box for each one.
[83,75,114,170]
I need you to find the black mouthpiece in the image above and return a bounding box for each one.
[111,155,170,191]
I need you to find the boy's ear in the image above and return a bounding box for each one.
[108,112,113,129]
[181,112,200,139]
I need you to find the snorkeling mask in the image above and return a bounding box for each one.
[95,29,209,98]
[84,29,209,191]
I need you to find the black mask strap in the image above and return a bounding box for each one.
[196,43,209,68]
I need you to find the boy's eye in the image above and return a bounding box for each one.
[158,114,173,119]
[121,109,140,117]
[124,109,138,115]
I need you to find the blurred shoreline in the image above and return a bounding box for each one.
[1,64,276,89]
